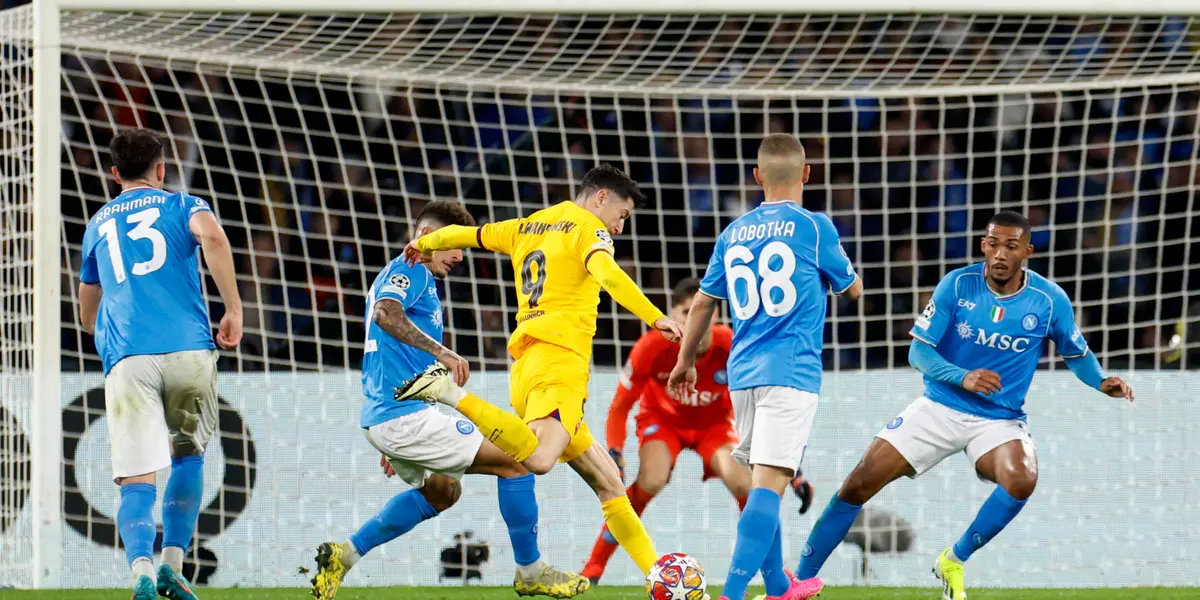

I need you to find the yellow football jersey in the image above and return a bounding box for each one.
[477,201,617,358]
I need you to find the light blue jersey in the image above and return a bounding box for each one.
[80,187,216,374]
[699,201,857,393]
[361,257,444,428]
[909,263,1089,420]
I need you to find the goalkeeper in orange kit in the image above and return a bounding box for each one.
[400,164,684,576]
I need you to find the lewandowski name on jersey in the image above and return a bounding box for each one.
[910,263,1089,421]
[699,201,856,394]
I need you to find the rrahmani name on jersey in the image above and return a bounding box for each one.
[79,188,216,374]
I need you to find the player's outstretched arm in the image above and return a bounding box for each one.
[373,298,470,386]
[668,292,718,399]
[190,210,243,349]
[607,338,657,480]
[586,251,681,341]
[405,224,482,266]
[78,283,102,335]
[1063,352,1134,402]
[908,338,1002,396]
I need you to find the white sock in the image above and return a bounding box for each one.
[516,557,546,580]
[947,548,965,565]
[339,541,362,570]
[161,546,185,573]
[131,557,156,584]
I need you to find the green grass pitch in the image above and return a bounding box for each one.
[2,587,1198,600]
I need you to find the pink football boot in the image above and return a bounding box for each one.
[767,572,824,600]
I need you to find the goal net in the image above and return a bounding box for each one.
[2,6,1199,590]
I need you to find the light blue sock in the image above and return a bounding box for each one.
[722,488,781,600]
[349,489,439,556]
[497,474,541,566]
[796,494,862,579]
[760,523,790,596]
[162,455,205,553]
[952,486,1027,562]
[117,483,158,565]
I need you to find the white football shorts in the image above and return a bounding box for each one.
[730,386,819,471]
[875,396,1034,477]
[105,349,219,482]
[365,406,484,489]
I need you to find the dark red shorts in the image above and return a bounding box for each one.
[635,412,739,480]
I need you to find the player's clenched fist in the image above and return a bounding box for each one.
[654,317,684,343]
[436,349,471,387]
[1100,377,1134,402]
[216,310,243,349]
[961,369,1002,396]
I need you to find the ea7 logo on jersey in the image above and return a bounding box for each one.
[593,228,614,250]
[974,327,1032,352]
[957,298,977,310]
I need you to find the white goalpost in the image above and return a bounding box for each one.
[3,0,1200,591]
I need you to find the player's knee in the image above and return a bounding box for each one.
[523,450,557,476]
[724,472,751,498]
[838,468,881,506]
[636,470,670,496]
[997,463,1038,501]
[419,477,462,513]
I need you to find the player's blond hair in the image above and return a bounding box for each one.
[756,134,807,186]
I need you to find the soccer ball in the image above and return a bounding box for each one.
[645,553,707,600]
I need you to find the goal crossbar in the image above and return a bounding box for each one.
[43,0,1200,16]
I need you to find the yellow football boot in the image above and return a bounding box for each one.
[514,562,591,598]
[933,548,967,600]
[310,542,350,600]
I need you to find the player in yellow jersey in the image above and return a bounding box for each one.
[401,164,684,577]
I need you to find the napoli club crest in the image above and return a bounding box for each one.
[456,420,475,435]
[713,370,728,385]
[1021,314,1039,331]
[887,417,903,430]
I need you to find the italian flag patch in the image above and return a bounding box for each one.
[991,306,1005,322]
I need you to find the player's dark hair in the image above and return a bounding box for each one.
[109,128,164,180]
[988,210,1030,233]
[579,163,646,208]
[417,200,476,228]
[672,277,701,307]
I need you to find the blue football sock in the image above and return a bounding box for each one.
[349,489,439,557]
[722,488,781,600]
[952,485,1027,562]
[796,494,862,579]
[497,474,541,566]
[117,483,158,565]
[162,455,205,553]
[760,523,790,596]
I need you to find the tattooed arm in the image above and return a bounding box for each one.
[373,298,470,385]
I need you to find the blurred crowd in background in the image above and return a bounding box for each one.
[34,12,1199,372]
